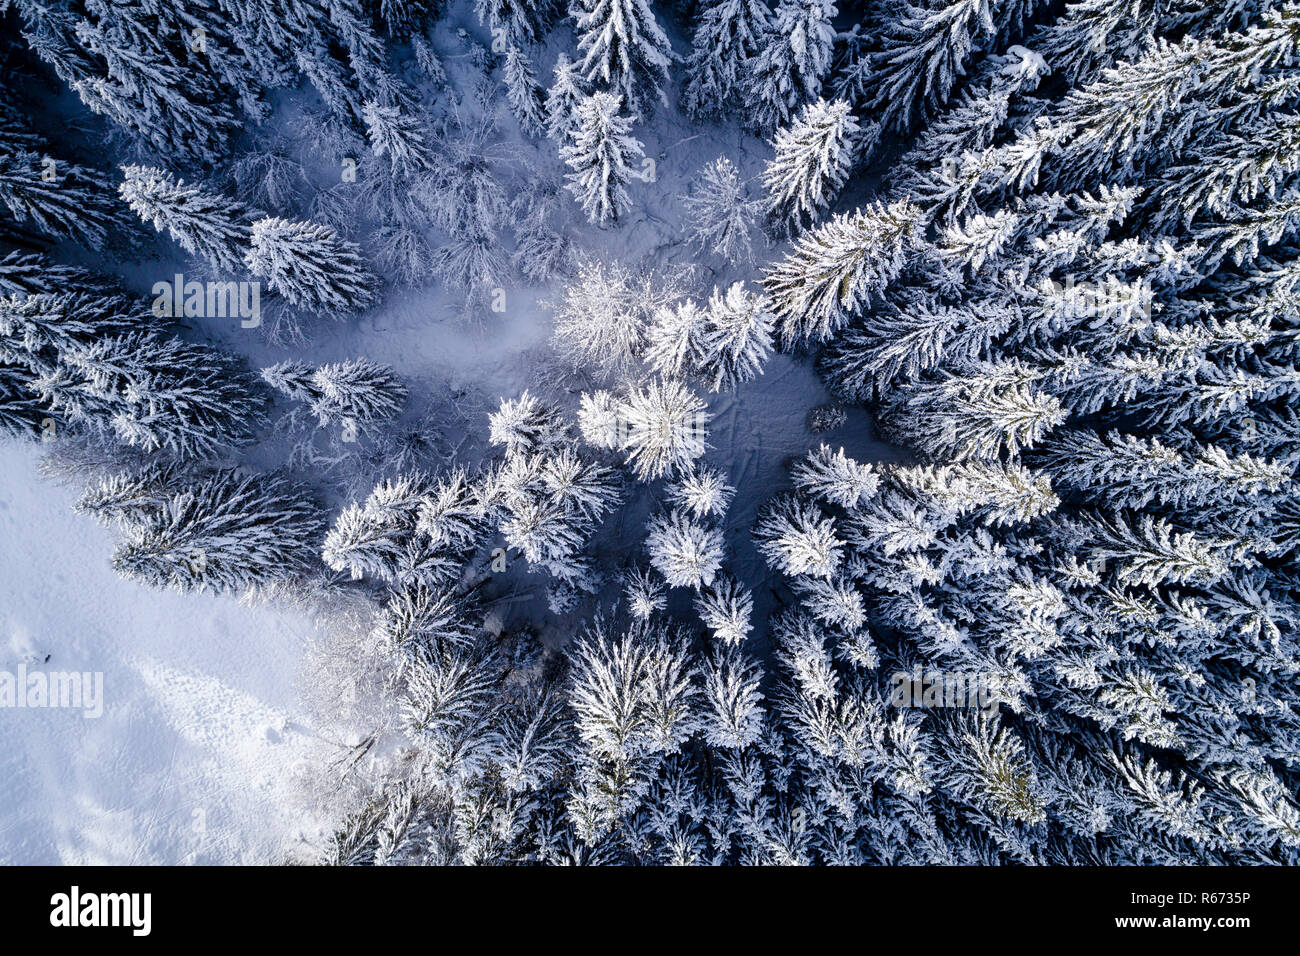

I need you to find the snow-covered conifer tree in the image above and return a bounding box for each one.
[1,291,141,366]
[62,8,243,164]
[571,0,675,117]
[118,165,251,272]
[74,461,186,528]
[543,447,622,521]
[883,45,1048,221]
[743,0,837,134]
[754,494,843,577]
[476,0,549,48]
[561,92,645,225]
[696,282,775,392]
[644,300,708,379]
[362,101,435,177]
[682,157,761,265]
[791,444,878,508]
[763,200,920,346]
[864,0,995,145]
[308,359,407,431]
[111,469,324,593]
[416,469,488,554]
[37,334,263,460]
[625,566,668,619]
[246,217,380,316]
[694,574,753,644]
[667,465,735,519]
[617,379,710,480]
[0,370,47,438]
[883,364,1066,462]
[762,99,860,236]
[700,645,764,748]
[550,259,646,373]
[0,152,122,249]
[263,358,406,434]
[577,389,623,448]
[0,252,116,300]
[680,0,772,119]
[503,46,548,138]
[545,53,587,142]
[488,391,569,455]
[645,507,725,588]
[511,181,577,282]
[375,583,476,655]
[322,475,430,582]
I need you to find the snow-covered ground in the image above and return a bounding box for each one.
[0,441,324,864]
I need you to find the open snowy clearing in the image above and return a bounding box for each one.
[0,441,329,864]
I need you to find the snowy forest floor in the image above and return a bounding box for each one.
[0,442,332,863]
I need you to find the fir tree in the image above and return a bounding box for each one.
[262,358,407,434]
[701,645,764,748]
[512,181,578,282]
[680,0,772,119]
[625,566,668,619]
[34,334,264,460]
[762,200,921,346]
[791,444,879,508]
[503,46,548,139]
[0,152,122,249]
[762,99,860,236]
[551,259,647,374]
[578,389,624,448]
[697,282,776,392]
[362,101,435,177]
[617,378,710,480]
[572,0,675,117]
[644,299,708,380]
[561,92,645,225]
[545,53,587,142]
[245,217,380,316]
[488,391,569,455]
[754,494,843,577]
[65,6,243,164]
[646,507,725,588]
[682,156,761,265]
[119,165,251,272]
[865,0,996,144]
[744,0,837,134]
[322,475,431,582]
[110,469,324,593]
[694,574,754,644]
[476,0,550,48]
[667,465,735,519]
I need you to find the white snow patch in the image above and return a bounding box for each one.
[0,441,322,864]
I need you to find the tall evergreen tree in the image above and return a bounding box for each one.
[476,0,550,47]
[762,98,861,236]
[680,0,772,119]
[545,53,588,142]
[0,152,122,249]
[119,165,252,272]
[503,45,548,139]
[743,0,837,134]
[763,200,921,346]
[572,0,675,117]
[104,469,325,593]
[561,93,645,225]
[245,217,380,316]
